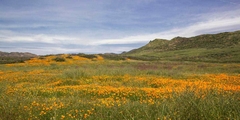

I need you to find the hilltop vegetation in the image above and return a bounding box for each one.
[0,51,37,64]
[123,30,240,62]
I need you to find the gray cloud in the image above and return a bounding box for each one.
[0,0,240,55]
[0,40,146,55]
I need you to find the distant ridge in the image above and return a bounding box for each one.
[0,51,37,64]
[122,30,240,62]
[0,51,37,57]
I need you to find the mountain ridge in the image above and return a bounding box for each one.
[0,51,37,64]
[122,30,240,62]
[0,51,37,57]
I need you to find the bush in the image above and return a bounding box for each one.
[53,57,65,62]
[77,53,97,59]
[66,55,73,59]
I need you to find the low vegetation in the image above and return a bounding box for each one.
[0,54,239,119]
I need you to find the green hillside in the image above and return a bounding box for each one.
[122,30,240,62]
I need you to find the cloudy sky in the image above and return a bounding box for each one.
[1,0,240,55]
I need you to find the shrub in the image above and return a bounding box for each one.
[53,57,65,62]
[66,55,73,59]
[77,53,97,59]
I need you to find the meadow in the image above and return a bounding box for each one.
[0,54,239,120]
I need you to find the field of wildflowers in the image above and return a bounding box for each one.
[0,54,239,119]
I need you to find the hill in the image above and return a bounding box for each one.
[122,30,240,62]
[0,51,37,64]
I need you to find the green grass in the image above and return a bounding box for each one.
[1,86,239,120]
[0,58,240,119]
[124,46,240,62]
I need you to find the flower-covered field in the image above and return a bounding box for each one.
[0,55,240,119]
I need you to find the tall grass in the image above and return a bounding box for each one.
[0,58,239,119]
[1,87,239,120]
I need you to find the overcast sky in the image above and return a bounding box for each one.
[1,0,240,55]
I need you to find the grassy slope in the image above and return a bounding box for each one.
[123,30,240,62]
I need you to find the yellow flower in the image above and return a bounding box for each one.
[40,111,46,115]
[83,114,88,119]
[61,115,65,119]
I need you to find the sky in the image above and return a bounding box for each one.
[0,0,240,55]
